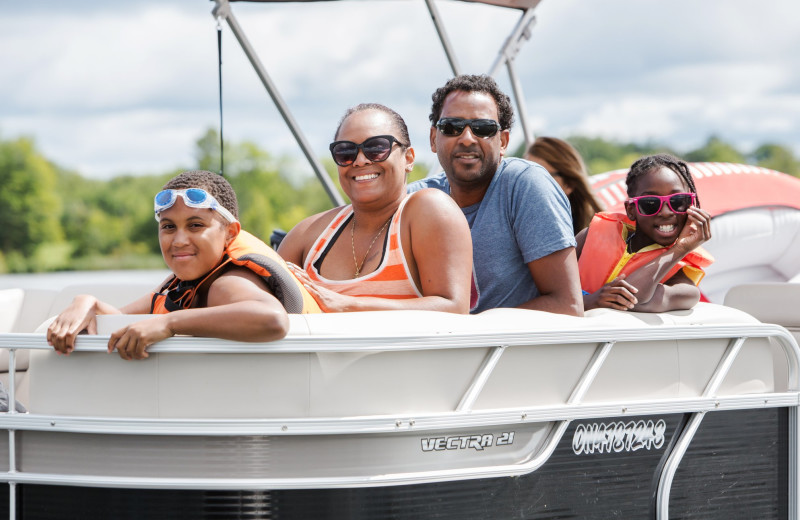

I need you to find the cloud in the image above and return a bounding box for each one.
[2,0,800,179]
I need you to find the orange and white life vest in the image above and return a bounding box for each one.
[579,212,714,294]
[150,230,321,314]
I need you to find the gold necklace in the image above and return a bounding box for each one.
[351,215,392,278]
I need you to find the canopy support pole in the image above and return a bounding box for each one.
[424,0,462,76]
[212,0,344,207]
[488,4,540,151]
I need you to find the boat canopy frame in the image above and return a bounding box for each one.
[211,0,542,206]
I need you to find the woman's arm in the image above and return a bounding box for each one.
[278,208,340,266]
[107,268,290,360]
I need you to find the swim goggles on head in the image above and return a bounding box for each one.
[627,193,696,216]
[154,188,237,223]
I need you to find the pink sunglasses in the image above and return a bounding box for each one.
[627,193,696,216]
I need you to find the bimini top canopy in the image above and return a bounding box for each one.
[229,0,540,10]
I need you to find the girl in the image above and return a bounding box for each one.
[576,154,713,312]
[47,170,317,360]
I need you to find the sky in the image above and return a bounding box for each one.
[2,0,799,180]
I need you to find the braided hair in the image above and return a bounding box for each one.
[626,154,700,206]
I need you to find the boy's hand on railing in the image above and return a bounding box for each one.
[107,315,172,361]
[46,295,99,355]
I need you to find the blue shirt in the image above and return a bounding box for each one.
[408,157,575,313]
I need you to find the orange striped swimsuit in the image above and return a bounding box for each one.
[303,195,423,299]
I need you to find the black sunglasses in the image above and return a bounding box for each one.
[436,118,500,138]
[628,193,696,216]
[329,135,405,167]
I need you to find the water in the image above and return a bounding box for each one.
[0,270,170,291]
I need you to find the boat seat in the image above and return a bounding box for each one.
[1,282,154,407]
[724,283,800,343]
[703,207,800,302]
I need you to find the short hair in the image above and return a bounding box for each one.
[162,170,239,219]
[429,74,514,131]
[334,103,410,146]
[626,154,700,206]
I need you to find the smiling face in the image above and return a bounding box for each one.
[625,166,692,250]
[430,90,510,206]
[335,109,414,208]
[158,198,239,281]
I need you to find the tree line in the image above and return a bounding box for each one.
[1,129,798,273]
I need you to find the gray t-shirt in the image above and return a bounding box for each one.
[408,157,575,313]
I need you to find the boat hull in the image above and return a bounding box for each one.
[4,408,787,519]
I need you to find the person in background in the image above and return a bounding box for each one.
[577,154,713,312]
[525,136,604,235]
[408,75,582,316]
[279,103,473,313]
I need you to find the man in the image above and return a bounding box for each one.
[408,75,583,315]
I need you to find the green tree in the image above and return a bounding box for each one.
[752,143,799,177]
[0,136,64,271]
[513,136,675,175]
[685,136,745,164]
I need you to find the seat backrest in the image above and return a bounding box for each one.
[0,289,25,333]
[724,283,800,329]
[45,283,155,322]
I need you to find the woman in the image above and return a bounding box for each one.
[279,103,473,313]
[47,170,316,360]
[525,137,604,234]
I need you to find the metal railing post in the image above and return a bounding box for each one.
[212,0,344,207]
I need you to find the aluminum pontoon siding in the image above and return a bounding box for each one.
[0,297,798,518]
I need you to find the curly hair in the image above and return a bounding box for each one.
[162,170,239,219]
[526,137,603,233]
[429,74,514,131]
[626,154,699,206]
[334,103,410,147]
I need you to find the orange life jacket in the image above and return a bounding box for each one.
[150,230,321,314]
[579,212,714,294]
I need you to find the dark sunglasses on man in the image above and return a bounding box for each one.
[436,118,500,139]
[329,135,406,167]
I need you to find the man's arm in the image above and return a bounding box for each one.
[507,162,583,316]
[518,247,584,316]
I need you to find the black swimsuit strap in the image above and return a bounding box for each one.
[313,211,392,274]
[160,257,234,311]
